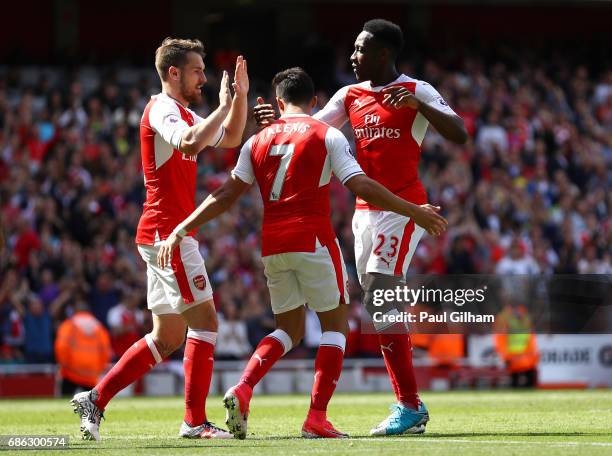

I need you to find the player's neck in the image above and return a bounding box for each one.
[162,85,190,108]
[281,105,310,116]
[369,67,400,88]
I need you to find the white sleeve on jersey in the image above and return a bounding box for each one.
[231,136,255,184]
[415,81,458,116]
[192,111,225,148]
[148,100,190,149]
[149,100,225,150]
[313,85,350,129]
[325,127,364,184]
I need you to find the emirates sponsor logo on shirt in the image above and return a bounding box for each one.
[354,126,401,139]
[354,113,401,139]
[193,275,207,290]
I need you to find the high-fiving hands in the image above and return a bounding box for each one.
[232,55,249,98]
[252,97,276,127]
[218,70,232,111]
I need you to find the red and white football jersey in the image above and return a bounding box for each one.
[314,74,457,210]
[136,93,224,245]
[232,114,363,256]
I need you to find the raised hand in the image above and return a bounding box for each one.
[218,70,232,111]
[411,204,448,236]
[252,96,276,127]
[232,55,249,98]
[382,86,420,110]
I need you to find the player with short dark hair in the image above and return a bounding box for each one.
[362,18,404,58]
[254,19,467,436]
[271,68,316,104]
[157,66,447,439]
[70,37,250,441]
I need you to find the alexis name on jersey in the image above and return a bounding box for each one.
[263,121,311,136]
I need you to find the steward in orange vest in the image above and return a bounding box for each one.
[494,303,539,387]
[55,302,112,396]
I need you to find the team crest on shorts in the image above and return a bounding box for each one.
[193,275,206,290]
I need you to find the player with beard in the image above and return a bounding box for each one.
[156,67,447,439]
[71,38,249,441]
[254,19,467,436]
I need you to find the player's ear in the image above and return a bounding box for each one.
[276,97,285,114]
[168,66,179,81]
[309,96,317,111]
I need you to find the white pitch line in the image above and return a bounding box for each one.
[352,438,612,447]
[101,435,612,447]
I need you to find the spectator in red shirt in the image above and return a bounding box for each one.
[106,289,145,359]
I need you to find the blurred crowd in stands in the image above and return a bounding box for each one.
[0,44,610,364]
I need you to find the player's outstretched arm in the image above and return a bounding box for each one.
[382,86,468,144]
[344,174,448,236]
[157,176,251,269]
[179,70,233,155]
[217,56,250,148]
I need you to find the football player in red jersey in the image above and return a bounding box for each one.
[71,38,249,441]
[254,19,467,436]
[158,67,447,439]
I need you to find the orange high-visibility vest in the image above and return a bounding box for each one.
[494,305,539,373]
[495,333,539,373]
[428,334,464,367]
[411,334,464,367]
[55,312,112,387]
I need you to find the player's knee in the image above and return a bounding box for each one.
[184,300,218,332]
[362,272,405,318]
[276,325,303,346]
[287,328,304,346]
[203,311,218,332]
[152,331,185,357]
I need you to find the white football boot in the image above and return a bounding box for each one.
[70,390,104,441]
[179,421,233,439]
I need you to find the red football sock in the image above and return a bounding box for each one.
[378,327,419,409]
[382,347,401,400]
[93,334,162,410]
[240,329,292,388]
[310,331,346,413]
[183,330,217,426]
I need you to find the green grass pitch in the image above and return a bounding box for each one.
[1,391,611,455]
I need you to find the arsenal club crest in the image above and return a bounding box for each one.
[193,275,206,290]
